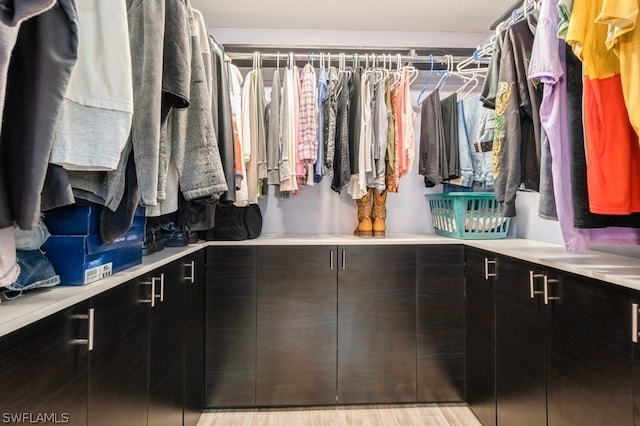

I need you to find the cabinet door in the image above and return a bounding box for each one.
[256,245,337,406]
[546,271,632,426]
[0,302,90,425]
[89,278,149,426]
[633,292,640,424]
[338,245,417,404]
[184,249,205,426]
[205,246,257,407]
[465,247,496,426]
[495,256,546,426]
[148,261,185,426]
[417,245,465,402]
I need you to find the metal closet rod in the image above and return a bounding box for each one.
[226,51,468,64]
[222,45,477,70]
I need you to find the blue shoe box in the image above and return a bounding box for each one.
[44,204,146,235]
[42,226,144,286]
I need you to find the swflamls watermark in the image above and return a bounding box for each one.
[2,413,70,424]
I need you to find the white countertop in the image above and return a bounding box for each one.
[208,233,462,245]
[466,239,640,291]
[2,235,640,338]
[0,244,205,338]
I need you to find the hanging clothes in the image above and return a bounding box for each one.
[396,67,416,180]
[528,0,640,253]
[279,66,297,193]
[323,67,339,178]
[267,69,281,186]
[385,78,400,193]
[228,63,248,205]
[210,38,237,203]
[370,75,388,193]
[0,0,78,230]
[596,1,640,139]
[565,45,640,230]
[557,0,573,39]
[50,0,133,172]
[450,95,496,189]
[418,89,446,188]
[347,70,372,199]
[0,0,57,277]
[440,93,460,180]
[480,30,506,109]
[241,68,267,203]
[331,74,351,193]
[126,0,165,207]
[493,13,543,217]
[168,5,227,202]
[298,63,319,186]
[315,66,328,183]
[566,0,640,215]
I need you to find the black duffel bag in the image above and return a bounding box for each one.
[204,203,262,241]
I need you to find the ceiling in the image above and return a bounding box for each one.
[191,0,519,33]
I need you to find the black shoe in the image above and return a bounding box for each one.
[160,223,189,247]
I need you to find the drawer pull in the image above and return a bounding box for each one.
[70,308,94,351]
[633,303,640,343]
[484,258,496,279]
[185,261,195,283]
[529,271,545,299]
[544,277,559,305]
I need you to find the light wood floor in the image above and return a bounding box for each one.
[197,404,482,426]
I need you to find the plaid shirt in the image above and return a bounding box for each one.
[298,64,318,163]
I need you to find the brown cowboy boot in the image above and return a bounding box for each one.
[354,190,373,238]
[372,189,387,238]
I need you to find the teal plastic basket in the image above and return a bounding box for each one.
[425,192,511,240]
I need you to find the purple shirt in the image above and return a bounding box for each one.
[528,0,640,253]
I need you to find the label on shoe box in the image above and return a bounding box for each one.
[84,261,113,285]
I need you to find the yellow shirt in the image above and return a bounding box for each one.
[596,0,640,137]
[566,0,620,78]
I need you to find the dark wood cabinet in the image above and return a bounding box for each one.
[465,247,496,426]
[337,245,417,404]
[546,270,632,426]
[183,249,206,426]
[633,292,640,425]
[495,256,546,426]
[0,302,90,425]
[0,248,206,426]
[89,279,149,426]
[467,246,636,426]
[148,261,186,426]
[417,245,465,402]
[205,246,257,407]
[256,246,337,406]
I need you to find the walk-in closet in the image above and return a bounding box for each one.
[2,0,640,425]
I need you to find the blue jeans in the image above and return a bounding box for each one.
[14,221,50,250]
[4,250,60,292]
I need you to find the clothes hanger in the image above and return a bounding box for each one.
[276,51,280,71]
[434,55,452,91]
[417,55,433,106]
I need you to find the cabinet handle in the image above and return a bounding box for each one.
[342,250,346,270]
[156,274,165,303]
[139,278,156,307]
[529,271,545,299]
[330,250,334,270]
[633,303,640,343]
[140,275,163,307]
[544,277,560,305]
[70,308,94,351]
[185,261,195,283]
[484,258,496,279]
